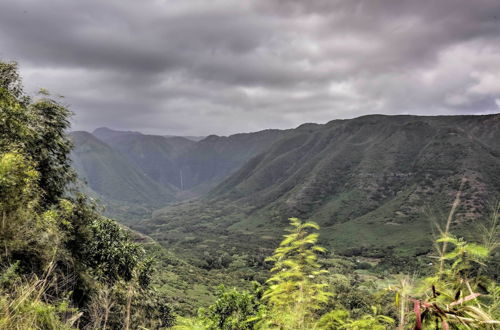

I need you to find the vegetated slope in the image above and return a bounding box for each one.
[127,229,255,316]
[139,114,500,260]
[70,131,177,219]
[73,127,288,219]
[175,129,287,190]
[93,127,196,190]
[92,127,287,192]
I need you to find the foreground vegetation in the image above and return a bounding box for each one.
[1,61,498,329]
[173,211,499,329]
[0,61,173,328]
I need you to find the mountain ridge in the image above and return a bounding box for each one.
[137,113,500,258]
[71,114,500,258]
[70,126,291,219]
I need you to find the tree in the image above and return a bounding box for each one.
[86,217,142,284]
[0,61,74,208]
[0,61,24,100]
[0,82,32,152]
[28,95,75,207]
[200,284,264,330]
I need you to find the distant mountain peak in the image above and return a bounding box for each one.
[93,127,143,137]
[70,131,112,151]
[202,134,221,142]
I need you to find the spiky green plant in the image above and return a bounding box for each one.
[262,217,331,329]
[410,208,500,329]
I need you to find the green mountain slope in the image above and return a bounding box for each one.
[70,131,177,217]
[139,114,500,258]
[92,127,287,191]
[93,127,194,189]
[72,127,289,220]
[175,129,287,190]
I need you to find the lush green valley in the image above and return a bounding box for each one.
[130,114,499,261]
[1,61,499,329]
[72,114,500,258]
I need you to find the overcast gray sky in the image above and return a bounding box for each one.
[1,0,499,135]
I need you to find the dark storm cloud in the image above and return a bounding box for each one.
[1,0,499,135]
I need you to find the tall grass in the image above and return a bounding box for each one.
[0,263,81,330]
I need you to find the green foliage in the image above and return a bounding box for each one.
[85,277,175,329]
[318,307,394,329]
[28,95,75,207]
[143,209,498,330]
[137,257,155,289]
[436,235,489,275]
[0,62,24,100]
[0,61,174,329]
[262,217,331,329]
[173,316,207,330]
[85,217,142,283]
[410,234,499,328]
[386,205,500,329]
[53,196,175,328]
[200,284,264,330]
[1,61,75,209]
[0,152,62,273]
[188,218,396,329]
[0,152,39,213]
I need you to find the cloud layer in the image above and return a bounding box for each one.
[1,0,499,135]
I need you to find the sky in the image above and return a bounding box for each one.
[1,0,500,136]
